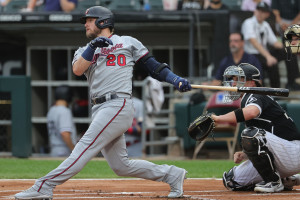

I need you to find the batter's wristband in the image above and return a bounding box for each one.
[234,108,245,122]
[81,45,95,62]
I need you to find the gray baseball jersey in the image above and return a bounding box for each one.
[72,34,148,98]
[47,105,77,157]
[32,34,185,195]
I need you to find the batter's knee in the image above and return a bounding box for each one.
[223,167,255,191]
[109,158,131,177]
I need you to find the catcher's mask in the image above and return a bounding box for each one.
[223,65,245,102]
[223,63,261,102]
[284,24,300,60]
[80,6,114,30]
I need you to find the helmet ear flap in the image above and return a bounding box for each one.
[95,18,102,29]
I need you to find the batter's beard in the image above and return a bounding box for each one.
[86,29,102,39]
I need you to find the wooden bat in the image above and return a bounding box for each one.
[190,84,289,97]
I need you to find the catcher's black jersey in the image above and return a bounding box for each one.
[241,93,300,141]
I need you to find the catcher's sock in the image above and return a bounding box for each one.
[168,169,187,198]
[14,186,53,200]
[254,179,284,193]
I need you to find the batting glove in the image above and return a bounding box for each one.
[174,77,192,92]
[89,37,113,49]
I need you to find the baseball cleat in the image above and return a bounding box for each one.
[254,179,284,193]
[282,174,300,191]
[168,169,187,198]
[14,187,53,200]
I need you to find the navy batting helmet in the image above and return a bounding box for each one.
[80,6,114,30]
[55,85,72,103]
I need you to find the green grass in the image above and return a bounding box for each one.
[0,158,236,179]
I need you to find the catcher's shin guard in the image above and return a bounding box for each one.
[241,127,280,183]
[223,167,255,191]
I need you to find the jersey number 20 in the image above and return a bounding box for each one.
[107,54,126,66]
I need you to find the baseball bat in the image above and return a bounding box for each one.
[190,84,289,97]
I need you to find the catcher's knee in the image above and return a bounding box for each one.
[241,126,267,155]
[223,167,254,191]
[241,126,279,182]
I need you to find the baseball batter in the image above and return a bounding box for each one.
[15,6,191,200]
[213,63,300,193]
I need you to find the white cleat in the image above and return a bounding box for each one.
[168,169,187,198]
[254,179,284,193]
[282,174,300,191]
[14,187,53,200]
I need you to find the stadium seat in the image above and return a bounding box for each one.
[149,0,164,11]
[108,0,142,11]
[223,0,242,10]
[3,0,27,12]
[76,0,102,12]
[192,91,241,160]
[175,102,196,150]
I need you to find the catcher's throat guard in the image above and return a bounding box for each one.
[188,112,215,141]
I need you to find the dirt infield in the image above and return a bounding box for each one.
[1,179,300,200]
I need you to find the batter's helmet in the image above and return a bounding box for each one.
[55,85,72,103]
[80,6,114,30]
[284,24,300,59]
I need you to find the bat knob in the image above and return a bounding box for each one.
[179,82,182,88]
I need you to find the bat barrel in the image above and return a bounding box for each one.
[237,87,290,97]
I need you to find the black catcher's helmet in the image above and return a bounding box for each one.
[238,63,261,86]
[55,85,72,103]
[80,6,114,30]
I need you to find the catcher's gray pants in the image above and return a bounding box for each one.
[233,132,300,186]
[32,98,181,195]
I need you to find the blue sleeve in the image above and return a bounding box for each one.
[214,58,228,81]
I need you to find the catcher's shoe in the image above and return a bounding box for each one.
[168,169,187,198]
[15,187,53,200]
[254,179,284,193]
[282,174,300,191]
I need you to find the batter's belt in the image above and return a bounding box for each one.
[91,92,131,105]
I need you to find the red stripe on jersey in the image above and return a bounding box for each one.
[38,99,127,192]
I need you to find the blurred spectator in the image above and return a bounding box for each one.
[206,0,228,10]
[241,0,271,12]
[47,86,77,157]
[204,32,262,86]
[241,2,300,90]
[125,97,143,157]
[272,0,300,36]
[22,0,77,12]
[0,0,11,7]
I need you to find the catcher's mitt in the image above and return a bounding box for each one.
[188,112,215,141]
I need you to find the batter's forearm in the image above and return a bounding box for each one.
[73,57,91,76]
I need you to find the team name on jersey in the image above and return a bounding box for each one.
[91,43,124,64]
[101,43,123,56]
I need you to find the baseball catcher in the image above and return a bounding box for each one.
[212,63,300,193]
[284,24,300,60]
[188,112,215,141]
